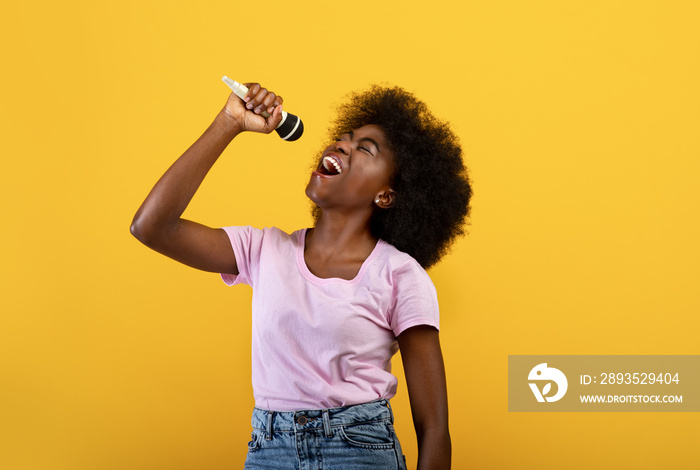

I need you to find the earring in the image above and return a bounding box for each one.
[375,198,380,204]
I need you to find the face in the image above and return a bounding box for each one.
[305,124,396,212]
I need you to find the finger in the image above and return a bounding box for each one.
[241,83,285,118]
[261,91,279,114]
[251,88,270,114]
[243,83,260,104]
[269,96,283,115]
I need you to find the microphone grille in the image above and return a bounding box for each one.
[275,113,304,141]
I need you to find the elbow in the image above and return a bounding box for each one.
[130,206,178,249]
[130,213,157,247]
[130,215,147,244]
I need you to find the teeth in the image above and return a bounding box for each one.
[322,156,342,174]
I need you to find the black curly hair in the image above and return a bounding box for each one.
[312,85,472,269]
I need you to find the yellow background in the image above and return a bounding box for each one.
[1,1,698,468]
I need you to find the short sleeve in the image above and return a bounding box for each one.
[388,261,440,336]
[219,226,264,286]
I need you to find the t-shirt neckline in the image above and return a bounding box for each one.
[296,228,384,285]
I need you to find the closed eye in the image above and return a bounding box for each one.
[336,133,377,156]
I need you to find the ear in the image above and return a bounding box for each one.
[374,189,396,209]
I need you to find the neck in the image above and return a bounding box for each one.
[307,209,377,259]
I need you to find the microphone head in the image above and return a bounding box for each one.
[275,113,304,141]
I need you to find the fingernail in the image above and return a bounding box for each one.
[244,97,251,102]
[254,107,262,114]
[246,103,253,109]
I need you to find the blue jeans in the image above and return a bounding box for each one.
[243,399,407,470]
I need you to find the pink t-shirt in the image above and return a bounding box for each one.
[220,226,439,412]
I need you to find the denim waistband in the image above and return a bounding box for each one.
[251,399,394,440]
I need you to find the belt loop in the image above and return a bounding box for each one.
[266,411,274,440]
[385,400,395,423]
[322,409,333,438]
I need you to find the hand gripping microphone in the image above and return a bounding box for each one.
[222,76,304,141]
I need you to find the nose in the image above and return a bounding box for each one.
[333,139,351,155]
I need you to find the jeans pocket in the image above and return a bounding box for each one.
[337,423,395,450]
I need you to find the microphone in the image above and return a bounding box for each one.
[222,76,304,141]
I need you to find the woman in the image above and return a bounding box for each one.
[131,82,472,469]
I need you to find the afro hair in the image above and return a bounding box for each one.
[314,85,472,269]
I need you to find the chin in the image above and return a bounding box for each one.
[305,183,322,206]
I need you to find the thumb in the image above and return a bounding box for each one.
[266,104,284,131]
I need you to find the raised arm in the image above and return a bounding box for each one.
[398,325,451,470]
[130,84,284,273]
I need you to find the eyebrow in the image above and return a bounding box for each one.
[348,130,381,152]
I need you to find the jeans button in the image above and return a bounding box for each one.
[297,415,308,425]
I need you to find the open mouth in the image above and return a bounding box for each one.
[317,155,343,176]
